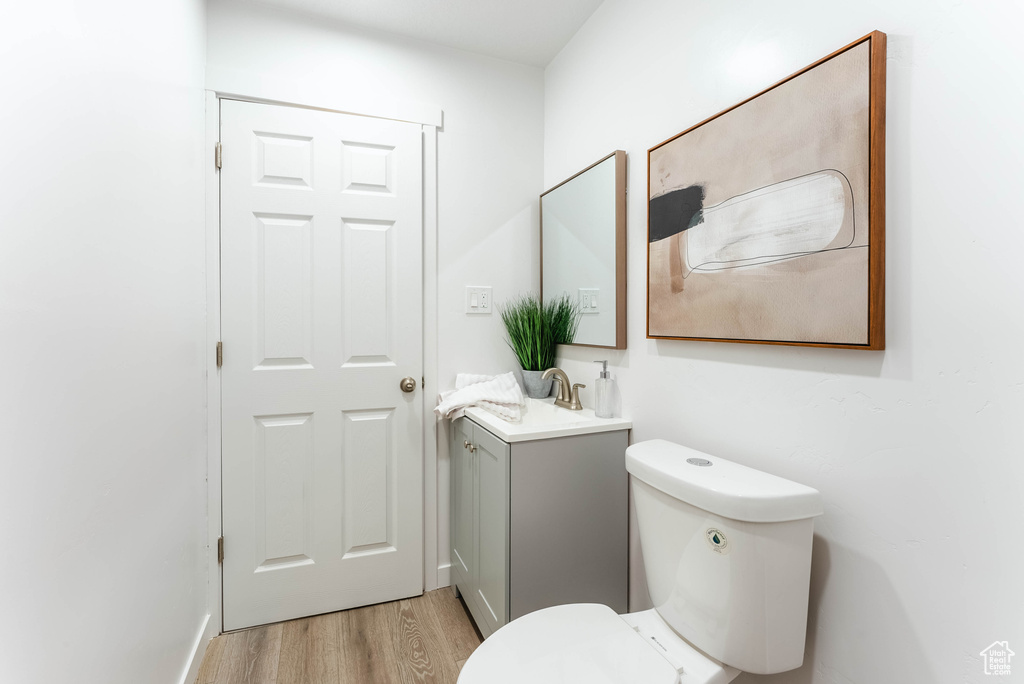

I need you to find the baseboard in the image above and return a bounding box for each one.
[437,562,451,588]
[178,613,214,684]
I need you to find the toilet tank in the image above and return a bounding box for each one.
[625,440,823,675]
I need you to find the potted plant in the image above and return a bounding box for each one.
[499,293,581,398]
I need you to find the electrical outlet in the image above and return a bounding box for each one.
[466,286,492,314]
[578,288,600,314]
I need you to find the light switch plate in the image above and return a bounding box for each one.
[466,286,492,314]
[578,288,600,314]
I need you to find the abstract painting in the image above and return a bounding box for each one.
[647,31,886,349]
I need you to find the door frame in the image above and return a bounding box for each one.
[203,90,442,637]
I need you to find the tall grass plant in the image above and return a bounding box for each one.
[499,293,581,371]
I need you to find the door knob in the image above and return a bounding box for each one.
[399,377,417,393]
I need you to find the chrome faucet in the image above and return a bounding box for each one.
[542,367,586,410]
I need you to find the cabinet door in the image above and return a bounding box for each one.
[473,426,510,636]
[450,418,476,593]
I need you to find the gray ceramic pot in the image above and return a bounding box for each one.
[521,370,553,399]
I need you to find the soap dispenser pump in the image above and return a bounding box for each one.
[593,360,614,418]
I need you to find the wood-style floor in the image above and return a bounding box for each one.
[196,589,482,684]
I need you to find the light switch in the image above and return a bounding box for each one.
[466,286,493,315]
[578,288,600,314]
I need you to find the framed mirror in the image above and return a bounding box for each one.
[541,150,626,349]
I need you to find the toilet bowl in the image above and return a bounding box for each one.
[458,603,739,684]
[457,439,823,684]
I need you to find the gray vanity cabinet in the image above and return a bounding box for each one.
[450,416,629,639]
[451,417,510,638]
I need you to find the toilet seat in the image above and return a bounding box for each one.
[457,604,679,684]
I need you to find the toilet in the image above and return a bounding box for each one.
[458,439,823,684]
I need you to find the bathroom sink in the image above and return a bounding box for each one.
[463,397,631,443]
[520,398,593,426]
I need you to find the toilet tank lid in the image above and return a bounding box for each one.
[626,440,823,522]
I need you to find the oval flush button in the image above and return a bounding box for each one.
[705,528,730,554]
[687,457,712,467]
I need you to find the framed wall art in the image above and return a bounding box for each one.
[647,31,886,349]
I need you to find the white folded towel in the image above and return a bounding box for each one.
[434,372,526,422]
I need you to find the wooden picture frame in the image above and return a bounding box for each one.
[647,31,886,350]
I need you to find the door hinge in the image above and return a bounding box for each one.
[217,536,224,564]
[215,142,222,170]
[422,376,425,389]
[216,341,223,368]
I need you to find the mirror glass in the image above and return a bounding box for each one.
[541,151,626,349]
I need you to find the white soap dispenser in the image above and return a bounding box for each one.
[593,360,614,418]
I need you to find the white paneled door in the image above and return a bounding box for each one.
[220,99,423,630]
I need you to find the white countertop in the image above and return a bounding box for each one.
[463,397,632,443]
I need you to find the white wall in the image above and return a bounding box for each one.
[545,1,1024,682]
[0,1,210,683]
[207,0,544,585]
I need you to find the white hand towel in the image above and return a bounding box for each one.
[434,372,526,422]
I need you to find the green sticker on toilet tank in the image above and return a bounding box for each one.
[705,528,730,554]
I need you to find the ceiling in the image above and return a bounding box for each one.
[243,0,605,67]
